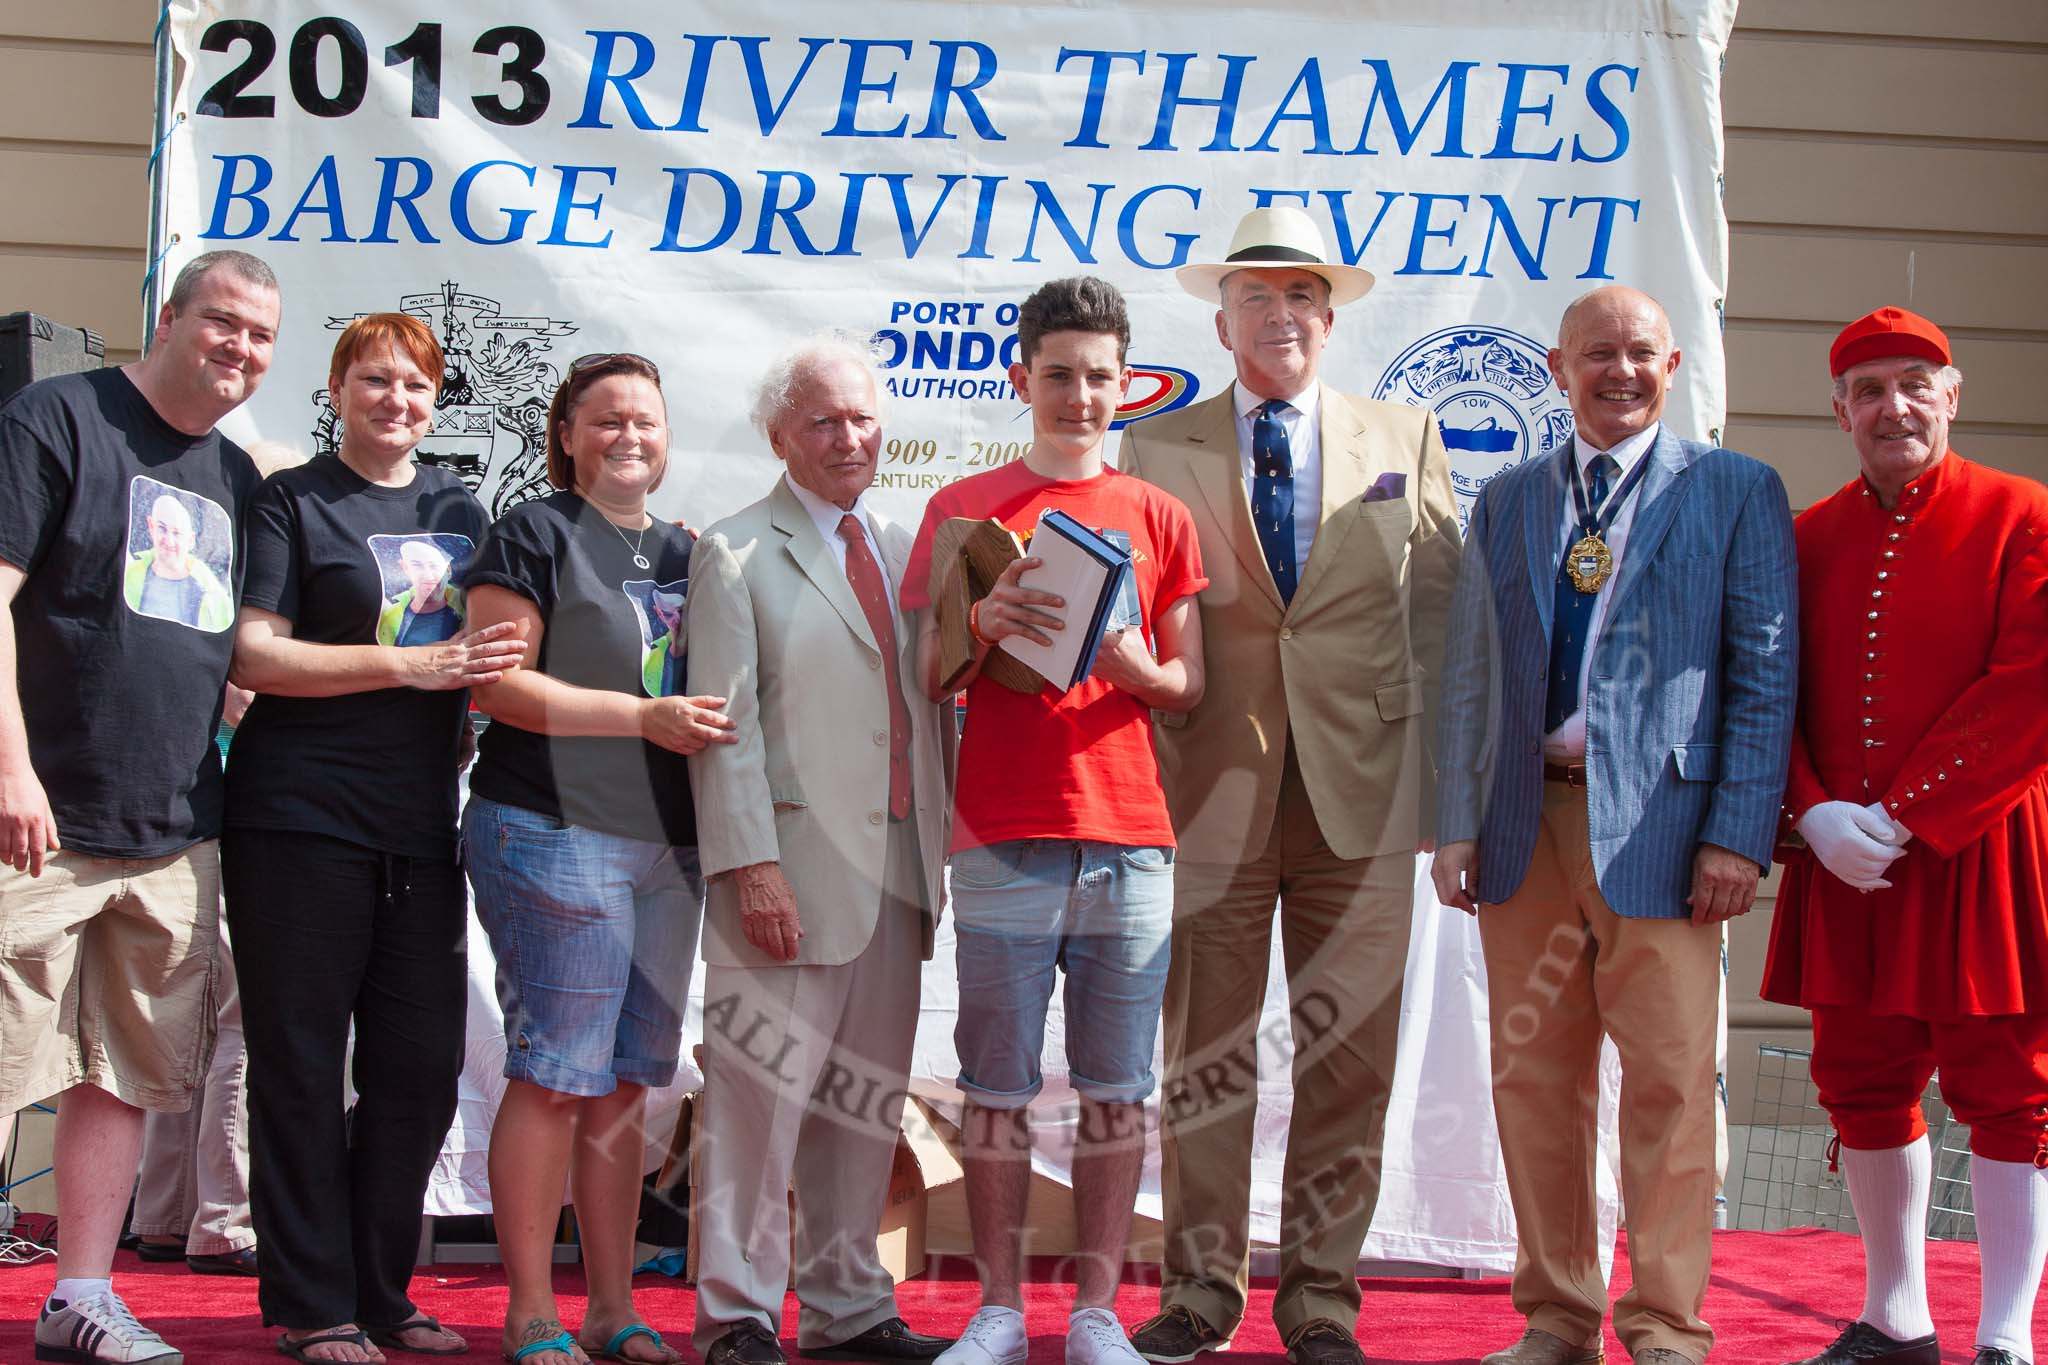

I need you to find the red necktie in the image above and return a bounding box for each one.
[838,514,913,821]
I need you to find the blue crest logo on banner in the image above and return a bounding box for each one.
[1374,325,1573,527]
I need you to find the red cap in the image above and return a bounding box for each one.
[1830,306,1951,378]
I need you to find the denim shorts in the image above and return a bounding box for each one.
[949,838,1174,1108]
[463,797,704,1097]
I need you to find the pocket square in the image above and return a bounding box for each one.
[1363,471,1407,503]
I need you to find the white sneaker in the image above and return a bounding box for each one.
[936,1307,1028,1365]
[1068,1309,1145,1365]
[35,1290,182,1364]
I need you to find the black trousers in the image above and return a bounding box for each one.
[224,828,467,1330]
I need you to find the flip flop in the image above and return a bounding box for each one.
[367,1315,468,1356]
[504,1327,582,1364]
[279,1327,375,1363]
[579,1325,676,1364]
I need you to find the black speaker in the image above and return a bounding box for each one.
[0,312,105,405]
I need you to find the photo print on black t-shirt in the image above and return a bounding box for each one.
[368,532,476,646]
[123,474,235,633]
[624,578,689,698]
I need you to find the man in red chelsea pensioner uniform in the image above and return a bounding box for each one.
[1765,307,2048,1365]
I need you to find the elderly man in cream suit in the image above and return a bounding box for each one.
[687,336,955,1365]
[1120,207,1461,1365]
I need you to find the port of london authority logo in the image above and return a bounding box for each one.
[1373,324,1572,527]
[317,282,580,517]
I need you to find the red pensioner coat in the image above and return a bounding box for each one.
[1762,453,2048,1019]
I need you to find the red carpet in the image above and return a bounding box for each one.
[0,1232,2027,1364]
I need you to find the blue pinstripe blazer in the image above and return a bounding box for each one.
[1435,428,1798,918]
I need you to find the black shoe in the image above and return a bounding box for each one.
[1973,1351,2025,1365]
[804,1318,952,1362]
[185,1247,258,1277]
[1284,1320,1365,1365]
[710,1323,789,1365]
[1784,1321,1939,1365]
[1128,1307,1232,1364]
[133,1240,184,1264]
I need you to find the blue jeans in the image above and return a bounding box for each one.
[463,797,704,1097]
[949,838,1174,1107]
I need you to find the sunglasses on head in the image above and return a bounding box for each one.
[568,351,661,380]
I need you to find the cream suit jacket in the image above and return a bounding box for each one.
[685,476,953,968]
[1118,386,1461,862]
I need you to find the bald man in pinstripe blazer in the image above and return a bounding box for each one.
[1432,286,1797,1365]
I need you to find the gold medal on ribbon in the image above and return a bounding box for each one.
[1566,532,1613,593]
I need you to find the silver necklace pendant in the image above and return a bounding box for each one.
[606,513,652,571]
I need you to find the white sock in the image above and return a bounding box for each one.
[49,1277,111,1309]
[1972,1153,2048,1359]
[1842,1138,1937,1340]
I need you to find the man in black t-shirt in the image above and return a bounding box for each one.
[0,249,280,1365]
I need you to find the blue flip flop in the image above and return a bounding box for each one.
[582,1324,675,1363]
[506,1327,580,1363]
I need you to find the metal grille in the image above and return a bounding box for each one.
[1926,1087,1976,1242]
[1737,1044,1975,1241]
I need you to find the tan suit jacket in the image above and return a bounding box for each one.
[686,476,953,967]
[1118,385,1461,862]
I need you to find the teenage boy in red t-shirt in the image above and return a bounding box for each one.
[901,276,1208,1365]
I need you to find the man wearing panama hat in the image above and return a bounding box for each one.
[1119,205,1461,1365]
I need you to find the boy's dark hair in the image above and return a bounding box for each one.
[1016,275,1131,367]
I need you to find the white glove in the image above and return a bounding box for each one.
[1796,800,1907,890]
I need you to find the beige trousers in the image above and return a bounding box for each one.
[1480,782,1721,1362]
[1158,746,1414,1339]
[692,815,924,1351]
[133,922,252,1255]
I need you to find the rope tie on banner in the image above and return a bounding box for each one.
[145,110,186,182]
[141,233,182,301]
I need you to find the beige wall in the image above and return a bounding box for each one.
[0,7,156,364]
[3,0,2044,1177]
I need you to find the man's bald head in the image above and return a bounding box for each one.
[1557,285,1672,355]
[1547,285,1683,453]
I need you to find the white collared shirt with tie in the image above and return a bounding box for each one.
[1232,378,1323,576]
[1544,421,1661,761]
[787,477,897,607]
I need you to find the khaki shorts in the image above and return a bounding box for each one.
[0,841,221,1112]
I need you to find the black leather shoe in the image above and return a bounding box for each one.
[1973,1351,2024,1365]
[133,1239,184,1263]
[805,1318,953,1362]
[1784,1321,1939,1365]
[1129,1306,1232,1364]
[187,1246,259,1276]
[1285,1320,1365,1365]
[710,1323,789,1365]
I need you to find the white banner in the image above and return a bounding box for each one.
[164,0,1738,1269]
[164,0,1735,530]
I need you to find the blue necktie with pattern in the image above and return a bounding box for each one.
[1544,453,1617,734]
[1252,399,1297,603]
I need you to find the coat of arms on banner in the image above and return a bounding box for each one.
[1374,325,1573,528]
[317,283,579,516]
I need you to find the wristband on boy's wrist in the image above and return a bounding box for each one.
[968,598,996,649]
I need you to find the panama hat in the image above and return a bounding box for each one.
[1175,206,1376,306]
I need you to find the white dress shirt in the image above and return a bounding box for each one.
[1543,422,1661,760]
[1233,379,1323,576]
[787,477,897,608]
